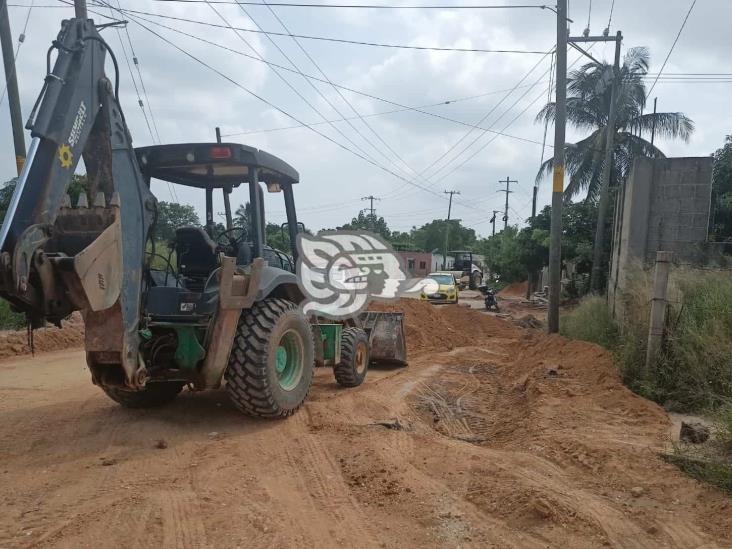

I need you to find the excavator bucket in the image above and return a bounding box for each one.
[360,311,407,366]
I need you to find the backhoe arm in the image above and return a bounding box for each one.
[0,16,156,388]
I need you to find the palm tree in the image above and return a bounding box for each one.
[535,47,694,289]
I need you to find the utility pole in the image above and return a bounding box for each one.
[361,195,380,232]
[74,0,87,19]
[547,0,568,333]
[361,195,380,217]
[442,190,460,269]
[0,0,26,175]
[497,176,517,230]
[546,9,623,331]
[650,97,658,146]
[589,31,623,293]
[490,210,500,236]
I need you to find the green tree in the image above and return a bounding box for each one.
[531,201,601,275]
[0,178,17,221]
[536,48,694,200]
[266,222,291,252]
[0,175,90,222]
[711,136,732,241]
[536,47,693,290]
[234,202,252,229]
[411,219,477,253]
[339,211,391,239]
[481,226,548,283]
[156,201,200,242]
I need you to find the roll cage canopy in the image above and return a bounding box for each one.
[135,142,299,189]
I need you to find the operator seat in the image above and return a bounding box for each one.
[175,226,218,290]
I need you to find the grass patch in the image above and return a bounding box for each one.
[0,299,26,330]
[659,273,732,410]
[663,450,732,495]
[580,267,732,411]
[665,403,732,495]
[560,267,732,494]
[560,296,618,349]
[715,403,732,453]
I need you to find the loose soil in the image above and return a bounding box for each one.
[0,300,730,548]
[0,313,83,360]
[498,280,528,298]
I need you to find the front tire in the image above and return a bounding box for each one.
[101,382,184,409]
[225,298,314,418]
[334,328,369,387]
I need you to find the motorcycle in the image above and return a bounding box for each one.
[477,284,500,312]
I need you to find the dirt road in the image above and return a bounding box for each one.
[1,303,730,548]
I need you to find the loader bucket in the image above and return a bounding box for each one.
[360,311,407,366]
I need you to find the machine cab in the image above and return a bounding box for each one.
[451,251,474,272]
[135,142,302,320]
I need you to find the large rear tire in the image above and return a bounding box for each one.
[334,328,369,387]
[470,271,482,290]
[101,382,184,409]
[225,298,314,418]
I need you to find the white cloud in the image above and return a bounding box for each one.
[0,0,728,238]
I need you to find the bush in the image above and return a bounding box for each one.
[561,267,732,411]
[0,299,26,330]
[715,403,732,452]
[664,450,732,495]
[561,266,732,493]
[658,272,732,410]
[665,403,732,495]
[560,296,618,349]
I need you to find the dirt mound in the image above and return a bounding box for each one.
[0,314,84,359]
[498,280,528,297]
[369,299,519,353]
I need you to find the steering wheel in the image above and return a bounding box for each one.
[215,226,248,248]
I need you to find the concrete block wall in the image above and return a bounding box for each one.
[608,156,714,316]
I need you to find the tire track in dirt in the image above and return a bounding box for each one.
[281,414,380,547]
[158,489,208,549]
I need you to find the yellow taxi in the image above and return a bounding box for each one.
[420,272,459,304]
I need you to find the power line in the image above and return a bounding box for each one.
[220,82,549,137]
[115,0,162,143]
[255,0,431,191]
[87,0,551,227]
[117,9,481,210]
[382,48,554,202]
[203,0,396,175]
[0,0,32,107]
[53,2,528,232]
[95,7,546,54]
[103,3,154,141]
[95,0,177,200]
[110,2,551,217]
[106,7,551,149]
[254,0,419,180]
[146,1,554,9]
[534,49,554,219]
[443,47,594,183]
[418,51,555,189]
[647,0,697,97]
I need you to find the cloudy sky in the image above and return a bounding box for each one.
[0,0,729,237]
